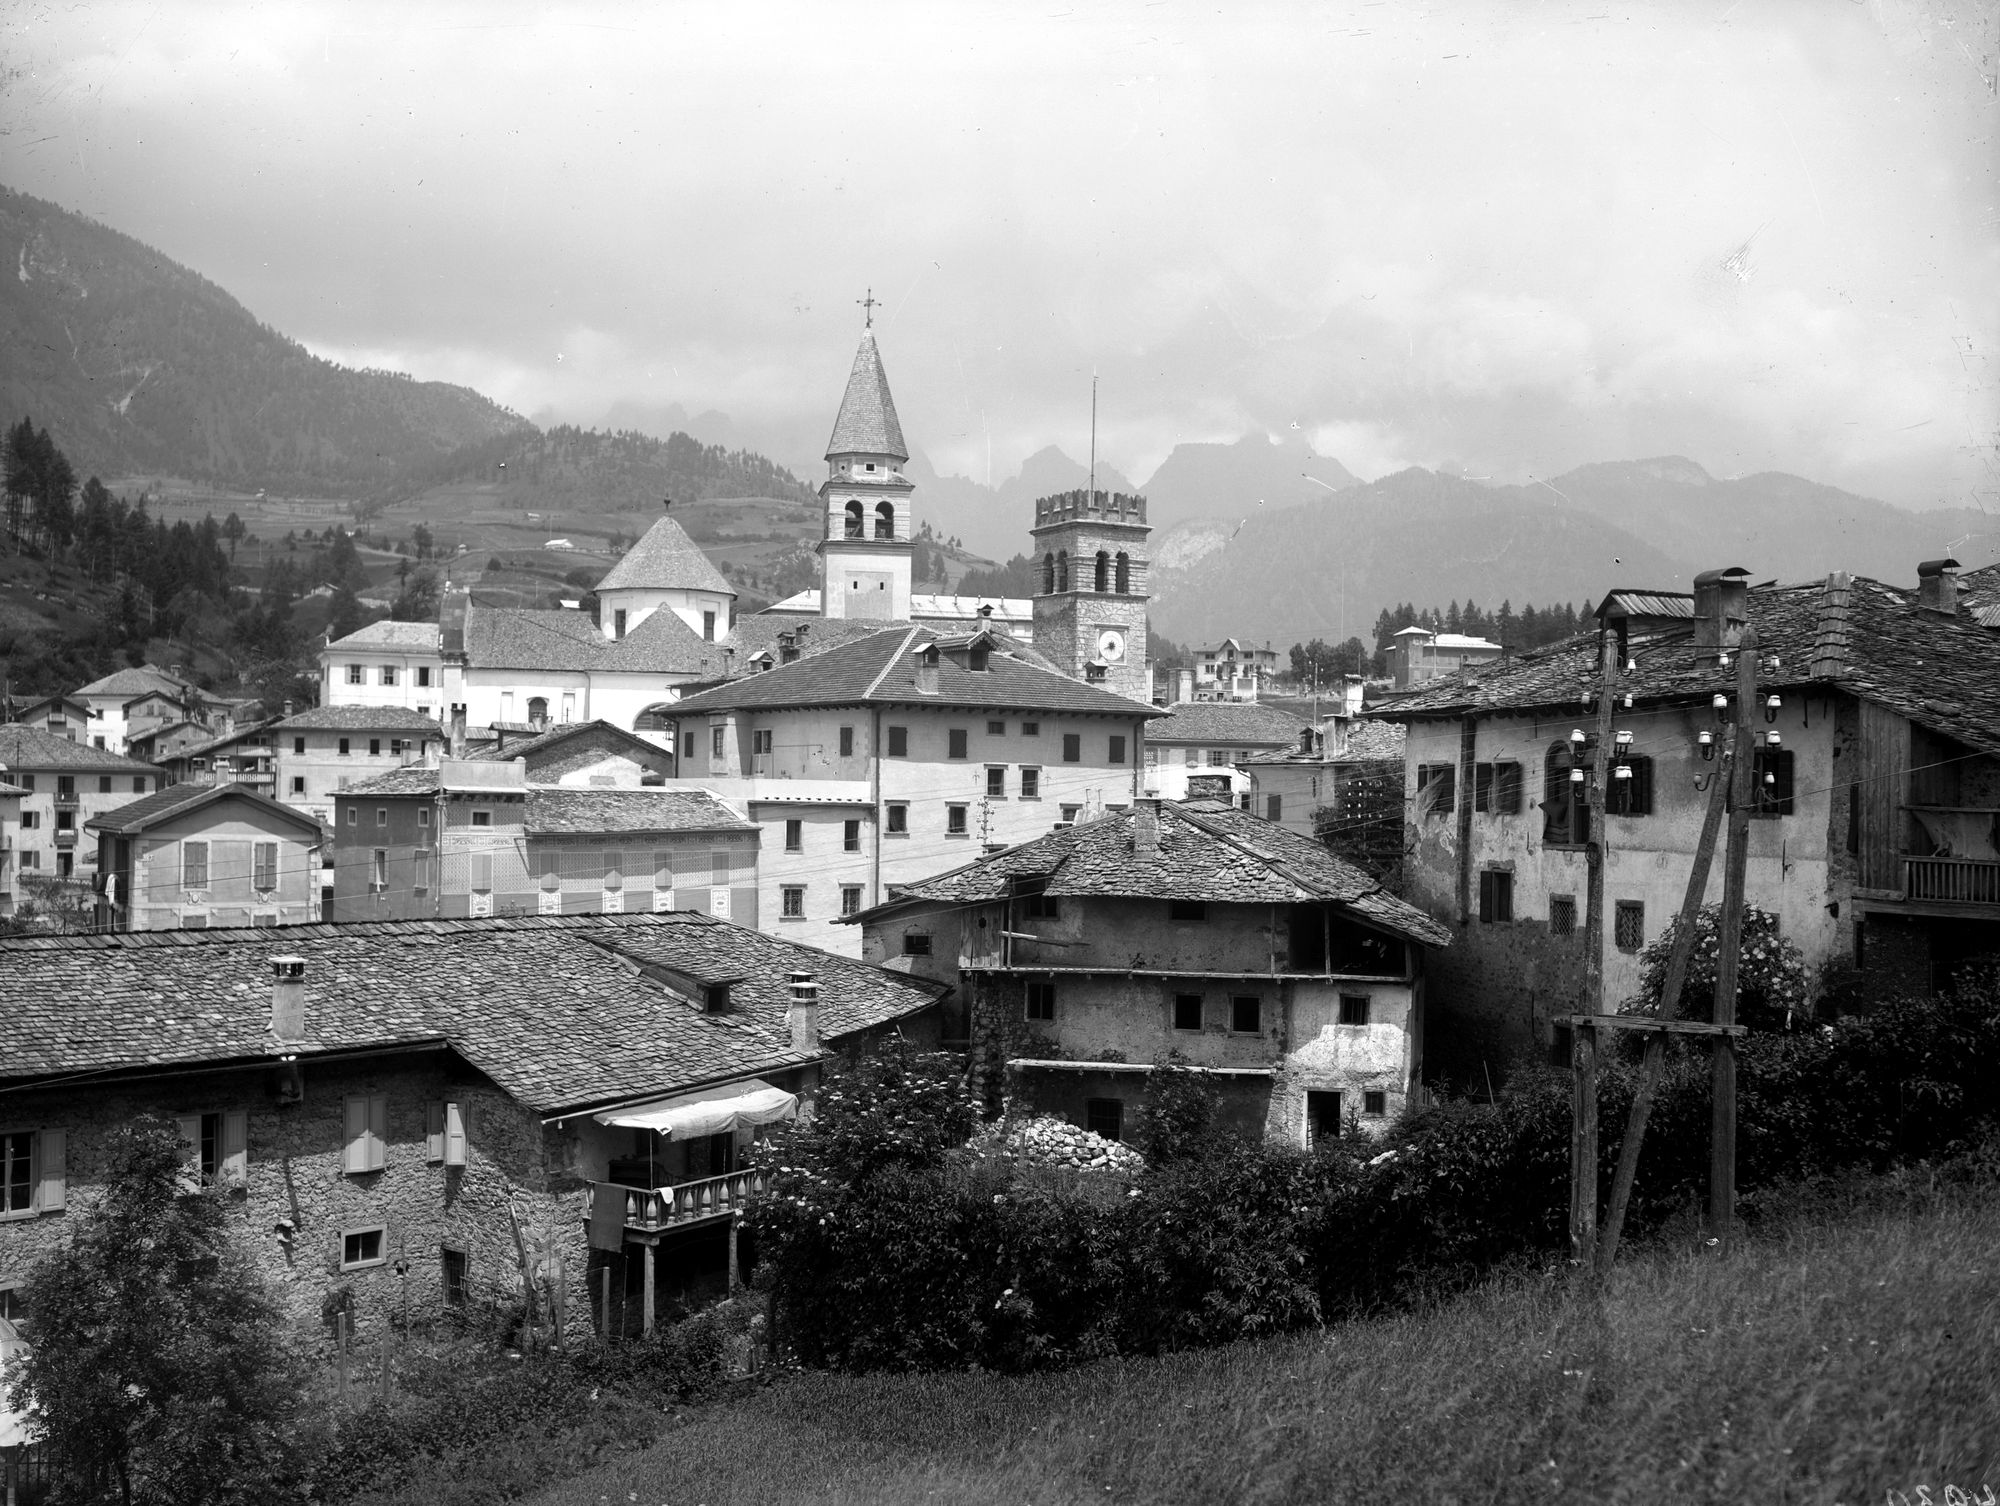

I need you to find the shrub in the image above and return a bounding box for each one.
[1137,1052,1217,1166]
[1627,904,1809,1029]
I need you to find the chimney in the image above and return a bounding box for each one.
[1917,557,1960,617]
[270,956,307,1042]
[281,699,293,718]
[449,704,467,759]
[1692,566,1752,651]
[914,644,940,695]
[1297,727,1314,754]
[1133,796,1161,858]
[788,972,820,1053]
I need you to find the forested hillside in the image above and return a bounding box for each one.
[0,185,525,495]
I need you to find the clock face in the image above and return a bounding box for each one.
[1096,628,1126,663]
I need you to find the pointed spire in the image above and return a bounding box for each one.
[824,330,908,462]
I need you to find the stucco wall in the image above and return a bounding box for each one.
[129,804,320,929]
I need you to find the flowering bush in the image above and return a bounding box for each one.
[1627,903,1810,1029]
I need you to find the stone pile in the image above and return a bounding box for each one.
[1003,1115,1145,1174]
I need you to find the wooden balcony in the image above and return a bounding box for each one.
[593,1167,767,1236]
[1904,856,2000,907]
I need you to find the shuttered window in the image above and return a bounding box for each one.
[182,840,209,889]
[342,1094,389,1175]
[426,1102,467,1167]
[254,842,278,890]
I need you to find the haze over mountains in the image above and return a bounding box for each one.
[5,182,1989,656]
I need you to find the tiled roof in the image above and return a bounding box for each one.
[526,788,755,835]
[85,781,323,837]
[72,665,190,700]
[462,719,670,766]
[0,725,161,773]
[0,913,945,1113]
[340,766,443,797]
[0,782,28,798]
[665,626,1162,720]
[167,720,281,764]
[463,601,722,677]
[721,615,903,675]
[1336,719,1407,761]
[825,330,909,461]
[1376,573,2000,756]
[1146,701,1310,746]
[595,514,734,596]
[856,799,1451,948]
[326,620,443,651]
[274,706,446,733]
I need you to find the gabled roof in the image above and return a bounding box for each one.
[525,787,755,835]
[0,724,161,773]
[462,718,672,768]
[72,665,191,701]
[824,330,908,461]
[12,693,90,718]
[1375,572,2000,757]
[1146,701,1310,746]
[166,719,282,763]
[720,615,903,676]
[84,781,325,838]
[274,706,445,733]
[595,513,735,596]
[0,912,945,1114]
[853,798,1451,947]
[325,620,443,651]
[664,625,1162,719]
[463,601,723,678]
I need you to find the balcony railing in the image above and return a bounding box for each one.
[1905,856,2000,906]
[53,792,80,809]
[53,829,77,847]
[591,1168,767,1235]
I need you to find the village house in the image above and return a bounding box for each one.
[0,912,945,1343]
[6,695,92,743]
[273,704,444,824]
[0,726,161,887]
[88,783,325,930]
[1372,560,2000,1085]
[153,718,284,799]
[1242,719,1408,843]
[1386,626,1504,690]
[1186,638,1282,702]
[1139,700,1308,807]
[318,620,448,719]
[850,796,1451,1144]
[69,665,239,755]
[0,779,23,920]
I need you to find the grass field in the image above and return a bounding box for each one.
[526,1177,1999,1506]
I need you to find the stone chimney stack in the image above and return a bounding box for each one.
[449,705,467,758]
[1692,566,1752,651]
[914,644,940,696]
[1133,796,1161,858]
[1917,557,1960,617]
[270,956,307,1043]
[787,972,820,1053]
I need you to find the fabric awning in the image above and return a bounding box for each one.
[592,1078,797,1139]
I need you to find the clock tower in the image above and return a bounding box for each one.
[1029,488,1151,701]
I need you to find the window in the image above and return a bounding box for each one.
[292,777,306,795]
[902,932,932,956]
[841,885,863,917]
[839,725,854,757]
[254,842,277,891]
[371,849,388,888]
[1019,766,1041,799]
[712,725,726,758]
[417,667,432,688]
[887,725,909,757]
[1021,721,1040,737]
[1021,885,1059,919]
[710,849,732,884]
[14,775,28,793]
[1060,804,1081,824]
[16,811,34,831]
[340,1226,387,1271]
[381,666,398,686]
[1109,735,1127,765]
[346,807,357,825]
[368,738,381,757]
[1062,734,1082,763]
[1474,761,1523,814]
[294,736,306,755]
[948,728,969,760]
[1025,982,1057,1021]
[684,732,697,758]
[176,1111,247,1186]
[1,1130,59,1216]
[1265,794,1283,821]
[1205,749,1228,767]
[98,775,111,794]
[843,818,861,852]
[377,807,389,827]
[751,729,774,756]
[1607,757,1655,817]
[986,766,1007,799]
[1169,900,1207,922]
[182,840,209,889]
[1543,741,1591,844]
[1306,1090,1343,1148]
[987,719,1006,736]
[886,803,908,835]
[1363,1090,1387,1117]
[1550,894,1577,936]
[781,885,805,919]
[442,1248,468,1308]
[1085,1099,1124,1141]
[418,807,430,828]
[784,819,803,852]
[1753,748,1796,816]
[468,806,495,830]
[946,804,969,836]
[346,664,364,684]
[338,737,351,756]
[1338,994,1370,1026]
[1417,763,1456,816]
[342,1094,389,1175]
[1173,993,1203,1031]
[702,610,716,642]
[613,609,628,640]
[1614,901,1646,952]
[133,776,148,794]
[1478,869,1514,923]
[1230,995,1262,1033]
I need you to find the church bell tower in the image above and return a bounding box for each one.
[1030,489,1150,701]
[817,315,915,622]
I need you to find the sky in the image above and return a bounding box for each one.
[2,0,1996,508]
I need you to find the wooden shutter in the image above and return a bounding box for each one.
[425,1102,445,1163]
[36,1127,66,1212]
[175,1115,203,1189]
[367,1095,388,1172]
[443,1102,467,1167]
[1496,762,1522,814]
[343,1095,369,1174]
[221,1111,248,1185]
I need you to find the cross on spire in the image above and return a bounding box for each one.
[858,287,879,328]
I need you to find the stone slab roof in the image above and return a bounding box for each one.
[595,513,734,596]
[0,724,162,773]
[525,788,755,835]
[1146,701,1311,746]
[72,665,190,700]
[1374,572,2000,757]
[274,706,446,733]
[326,620,443,651]
[85,781,324,837]
[825,330,909,461]
[463,601,722,677]
[0,913,944,1113]
[340,767,443,797]
[856,798,1451,947]
[667,625,1161,720]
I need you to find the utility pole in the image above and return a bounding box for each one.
[1569,626,1621,1271]
[1710,625,1759,1244]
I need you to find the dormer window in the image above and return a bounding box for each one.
[969,647,989,672]
[865,462,876,472]
[705,984,731,1013]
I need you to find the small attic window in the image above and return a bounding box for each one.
[968,647,990,672]
[705,984,731,1013]
[865,462,876,472]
